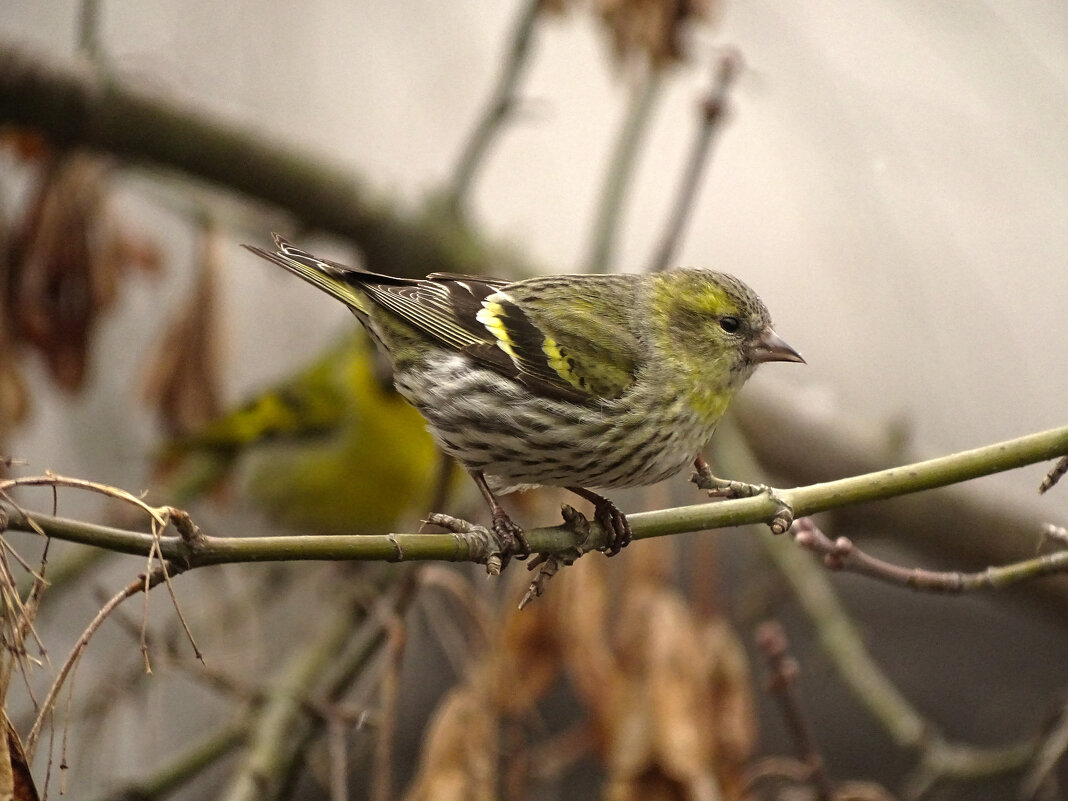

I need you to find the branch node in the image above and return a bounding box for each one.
[424,512,503,574]
[386,533,404,563]
[516,505,591,608]
[1039,455,1068,494]
[166,507,204,546]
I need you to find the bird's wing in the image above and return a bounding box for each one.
[480,275,643,401]
[247,236,627,403]
[363,275,604,403]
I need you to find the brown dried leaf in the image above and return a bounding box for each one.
[1,714,40,801]
[555,554,625,734]
[0,358,28,438]
[140,225,223,435]
[8,153,113,391]
[490,583,563,716]
[594,0,721,68]
[402,669,497,801]
[0,232,29,436]
[594,551,755,801]
[703,619,757,796]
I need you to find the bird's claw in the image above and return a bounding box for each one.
[594,497,631,555]
[491,509,530,568]
[560,500,630,556]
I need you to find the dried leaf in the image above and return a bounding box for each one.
[703,619,757,797]
[594,0,721,68]
[0,225,29,435]
[6,149,160,394]
[587,546,755,801]
[490,584,563,716]
[556,554,624,734]
[141,224,223,435]
[8,153,111,390]
[402,669,497,801]
[1,714,39,801]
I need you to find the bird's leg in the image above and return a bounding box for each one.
[470,470,530,563]
[690,455,794,534]
[565,486,631,555]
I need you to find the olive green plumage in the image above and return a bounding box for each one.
[158,335,439,534]
[246,234,802,554]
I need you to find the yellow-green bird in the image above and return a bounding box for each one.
[159,334,439,534]
[246,235,803,555]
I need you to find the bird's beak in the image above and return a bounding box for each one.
[752,328,805,364]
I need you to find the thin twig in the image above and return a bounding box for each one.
[24,563,178,761]
[220,568,421,801]
[328,716,350,801]
[83,717,248,801]
[0,473,170,530]
[755,621,835,801]
[792,517,1068,592]
[715,418,1037,787]
[371,613,407,801]
[1017,698,1068,801]
[585,66,662,273]
[149,516,204,662]
[446,0,542,215]
[648,49,742,273]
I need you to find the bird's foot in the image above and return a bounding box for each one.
[491,507,530,564]
[423,511,528,575]
[558,495,631,555]
[592,497,631,556]
[565,487,631,555]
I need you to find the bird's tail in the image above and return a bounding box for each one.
[244,233,371,314]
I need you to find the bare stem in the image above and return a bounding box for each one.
[792,516,1068,592]
[25,563,176,761]
[755,621,834,801]
[585,67,662,273]
[648,49,741,273]
[447,0,542,215]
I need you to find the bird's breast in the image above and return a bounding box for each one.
[394,357,717,492]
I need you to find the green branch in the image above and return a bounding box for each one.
[3,425,1066,577]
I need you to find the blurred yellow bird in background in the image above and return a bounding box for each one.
[157,334,442,534]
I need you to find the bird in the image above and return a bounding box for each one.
[245,234,803,559]
[154,334,440,534]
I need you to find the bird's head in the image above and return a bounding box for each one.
[648,270,803,420]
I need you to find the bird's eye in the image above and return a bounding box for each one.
[718,316,741,334]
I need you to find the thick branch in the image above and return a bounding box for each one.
[0,40,495,279]
[3,424,1066,577]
